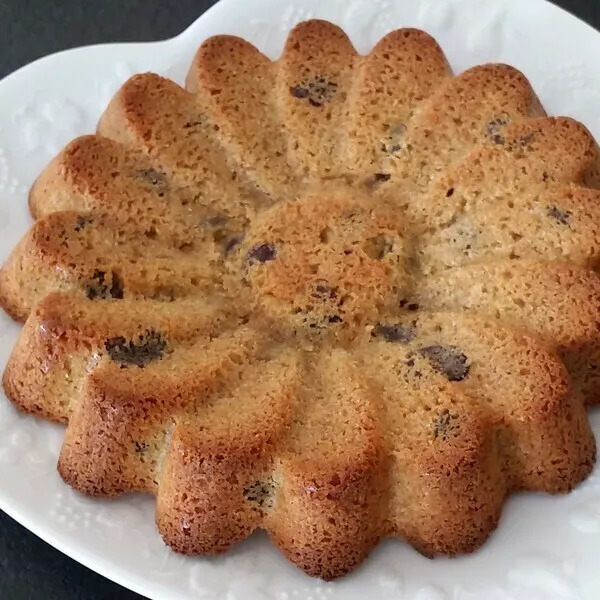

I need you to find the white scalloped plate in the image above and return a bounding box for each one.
[1,0,600,598]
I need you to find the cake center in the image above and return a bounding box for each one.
[243,191,411,329]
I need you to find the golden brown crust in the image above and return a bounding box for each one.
[3,292,239,422]
[345,28,451,180]
[98,74,268,218]
[377,63,547,194]
[240,189,411,329]
[187,36,294,198]
[276,20,358,182]
[28,134,223,239]
[417,260,600,406]
[157,353,300,555]
[0,210,232,319]
[59,328,262,496]
[266,352,387,579]
[1,20,600,580]
[419,184,600,273]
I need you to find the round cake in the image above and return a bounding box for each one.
[1,20,599,579]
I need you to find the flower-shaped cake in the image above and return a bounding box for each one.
[1,21,600,579]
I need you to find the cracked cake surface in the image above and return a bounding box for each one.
[0,20,599,580]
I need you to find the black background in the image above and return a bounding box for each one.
[0,1,599,598]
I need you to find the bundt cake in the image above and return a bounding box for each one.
[1,20,599,579]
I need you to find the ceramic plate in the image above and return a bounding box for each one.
[1,0,600,598]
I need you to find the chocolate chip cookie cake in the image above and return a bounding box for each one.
[1,20,599,579]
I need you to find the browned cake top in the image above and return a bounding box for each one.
[1,19,599,580]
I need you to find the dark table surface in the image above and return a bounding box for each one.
[0,0,599,598]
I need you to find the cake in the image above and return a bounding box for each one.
[0,20,599,580]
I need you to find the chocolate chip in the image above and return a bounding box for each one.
[109,272,124,300]
[375,173,391,182]
[433,408,459,440]
[547,205,571,225]
[104,330,168,368]
[247,243,276,264]
[407,303,419,311]
[183,120,202,129]
[85,270,124,300]
[328,315,343,324]
[291,86,309,99]
[137,168,167,187]
[372,324,417,344]
[243,477,275,509]
[419,344,470,382]
[486,117,509,144]
[292,77,338,107]
[144,227,158,240]
[74,216,91,232]
[446,188,455,198]
[368,173,392,188]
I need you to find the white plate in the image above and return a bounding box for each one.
[1,0,600,598]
